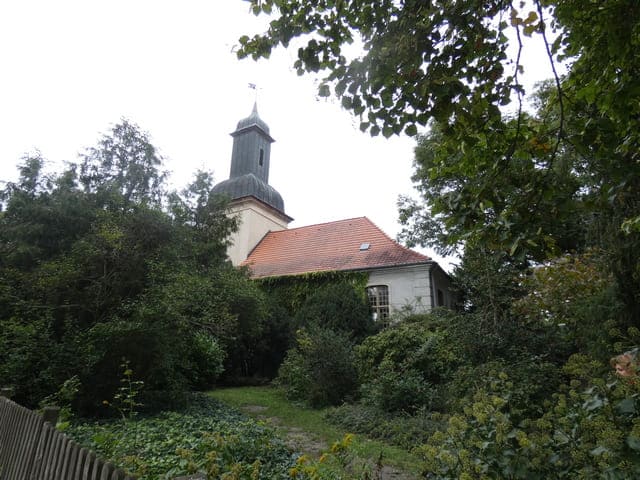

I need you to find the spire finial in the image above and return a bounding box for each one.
[248,82,258,106]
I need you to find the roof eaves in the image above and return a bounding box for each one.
[230,195,294,222]
[342,259,435,274]
[230,124,275,143]
[247,259,436,280]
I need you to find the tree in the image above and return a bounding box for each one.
[239,0,523,138]
[512,250,622,359]
[238,1,639,167]
[238,0,640,324]
[0,120,265,412]
[397,99,586,261]
[277,326,359,407]
[445,245,567,363]
[294,280,374,341]
[78,118,167,210]
[168,170,238,269]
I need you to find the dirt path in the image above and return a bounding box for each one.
[239,404,417,480]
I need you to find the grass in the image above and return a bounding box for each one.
[209,385,423,477]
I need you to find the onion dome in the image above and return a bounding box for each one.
[212,173,285,212]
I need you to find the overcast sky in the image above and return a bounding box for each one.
[0,1,556,272]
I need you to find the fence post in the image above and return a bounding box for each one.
[41,406,60,426]
[1,387,14,399]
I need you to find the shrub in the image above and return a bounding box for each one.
[294,280,375,341]
[276,327,359,407]
[187,332,226,390]
[513,251,622,360]
[416,360,640,479]
[354,314,454,413]
[360,361,436,413]
[444,357,563,420]
[325,403,445,449]
[356,314,454,386]
[416,383,531,479]
[243,300,294,381]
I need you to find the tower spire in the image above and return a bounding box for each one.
[211,100,292,266]
[211,103,283,212]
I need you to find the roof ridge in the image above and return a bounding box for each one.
[275,216,368,234]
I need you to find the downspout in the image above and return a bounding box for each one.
[428,263,436,309]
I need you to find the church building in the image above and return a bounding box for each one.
[213,104,453,323]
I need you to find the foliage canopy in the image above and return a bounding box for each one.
[239,0,640,325]
[0,120,269,413]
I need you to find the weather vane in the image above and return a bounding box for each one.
[248,83,259,103]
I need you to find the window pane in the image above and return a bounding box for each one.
[366,285,389,326]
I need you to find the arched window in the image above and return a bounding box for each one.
[366,285,389,325]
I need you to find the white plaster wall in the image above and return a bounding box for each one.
[367,264,433,315]
[227,200,289,265]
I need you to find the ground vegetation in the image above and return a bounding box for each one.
[66,393,297,479]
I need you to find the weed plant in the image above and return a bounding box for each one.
[66,393,297,479]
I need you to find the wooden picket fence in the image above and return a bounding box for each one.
[0,394,135,480]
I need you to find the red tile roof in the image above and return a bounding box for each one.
[241,216,432,278]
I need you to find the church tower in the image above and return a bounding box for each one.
[212,103,292,265]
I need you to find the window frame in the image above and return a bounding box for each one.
[366,284,390,325]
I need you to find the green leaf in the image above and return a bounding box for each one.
[627,435,640,451]
[381,90,394,108]
[590,446,608,456]
[318,84,331,97]
[616,397,637,415]
[509,237,520,257]
[583,395,604,412]
[405,124,418,136]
